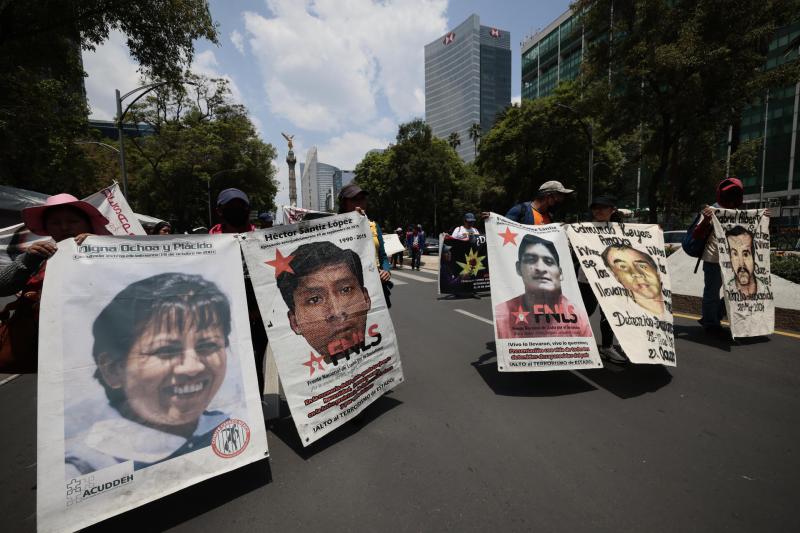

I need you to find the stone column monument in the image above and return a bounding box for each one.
[282,132,297,206]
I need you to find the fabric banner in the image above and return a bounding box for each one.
[281,205,327,224]
[438,234,490,294]
[240,213,403,446]
[83,182,147,236]
[712,208,774,338]
[37,234,268,533]
[566,222,676,366]
[486,214,602,372]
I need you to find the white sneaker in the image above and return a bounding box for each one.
[599,345,628,364]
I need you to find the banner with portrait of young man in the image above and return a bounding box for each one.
[566,222,676,366]
[37,234,269,533]
[712,208,774,338]
[240,213,404,446]
[438,234,491,294]
[486,214,603,372]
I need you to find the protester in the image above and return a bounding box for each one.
[152,221,172,235]
[208,188,265,391]
[65,273,234,475]
[690,177,744,332]
[503,180,574,224]
[577,195,628,363]
[406,224,425,270]
[0,194,111,372]
[258,212,274,229]
[392,227,405,269]
[449,213,481,241]
[210,188,256,234]
[337,184,393,307]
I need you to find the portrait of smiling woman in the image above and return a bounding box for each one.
[65,272,243,477]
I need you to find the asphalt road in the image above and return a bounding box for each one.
[2,266,799,532]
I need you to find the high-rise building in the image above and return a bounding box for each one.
[425,14,511,162]
[300,147,343,211]
[521,9,800,216]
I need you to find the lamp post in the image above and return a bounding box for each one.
[115,80,195,199]
[555,103,594,207]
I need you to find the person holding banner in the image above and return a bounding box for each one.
[495,233,592,338]
[65,273,236,476]
[577,196,628,364]
[505,181,574,225]
[450,213,481,241]
[0,194,111,373]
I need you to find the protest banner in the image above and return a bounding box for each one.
[83,182,147,236]
[712,208,774,338]
[281,204,327,224]
[382,232,406,257]
[486,214,602,371]
[37,234,268,533]
[566,222,676,366]
[240,213,404,446]
[439,234,490,294]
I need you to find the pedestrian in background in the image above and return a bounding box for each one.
[406,224,424,270]
[449,213,480,242]
[392,227,405,269]
[152,221,172,235]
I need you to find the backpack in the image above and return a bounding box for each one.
[681,214,710,258]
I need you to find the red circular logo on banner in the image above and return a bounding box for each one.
[211,419,251,458]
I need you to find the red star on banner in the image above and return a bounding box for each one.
[302,351,326,376]
[513,304,530,324]
[265,249,295,277]
[498,226,519,246]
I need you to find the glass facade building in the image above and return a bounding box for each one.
[300,147,342,211]
[522,9,800,215]
[425,14,510,162]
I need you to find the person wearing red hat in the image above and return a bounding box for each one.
[693,177,745,331]
[0,193,110,372]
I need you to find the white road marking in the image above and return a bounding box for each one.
[0,374,21,386]
[392,271,436,283]
[454,309,493,325]
[391,279,408,285]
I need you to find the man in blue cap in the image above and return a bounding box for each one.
[209,188,255,234]
[258,212,274,229]
[450,212,481,241]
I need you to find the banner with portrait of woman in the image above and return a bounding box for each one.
[37,234,269,533]
[486,214,603,372]
[712,208,774,338]
[566,222,676,366]
[240,213,403,446]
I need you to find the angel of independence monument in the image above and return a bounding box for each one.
[282,132,298,206]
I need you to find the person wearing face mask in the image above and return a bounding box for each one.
[691,177,744,332]
[0,194,110,373]
[505,181,574,225]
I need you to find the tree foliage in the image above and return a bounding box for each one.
[354,119,483,234]
[0,0,217,193]
[573,0,800,221]
[119,75,277,231]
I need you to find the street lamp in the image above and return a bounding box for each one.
[115,80,195,199]
[555,103,594,207]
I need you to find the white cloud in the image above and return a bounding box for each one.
[244,0,447,133]
[511,95,521,106]
[192,49,245,106]
[318,131,390,170]
[230,29,245,54]
[82,30,141,119]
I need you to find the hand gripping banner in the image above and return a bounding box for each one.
[486,214,603,372]
[240,213,404,446]
[712,208,774,338]
[566,222,676,366]
[37,234,268,533]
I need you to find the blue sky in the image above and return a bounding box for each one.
[83,0,571,206]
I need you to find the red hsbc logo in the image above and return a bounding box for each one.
[442,32,455,45]
[490,28,501,38]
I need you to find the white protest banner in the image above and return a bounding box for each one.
[486,214,603,372]
[383,232,406,257]
[712,208,774,338]
[566,222,676,366]
[281,204,327,224]
[240,213,403,446]
[37,234,268,533]
[83,182,146,236]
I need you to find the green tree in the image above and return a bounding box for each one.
[476,83,624,217]
[0,0,217,195]
[574,0,800,222]
[468,123,482,158]
[354,119,481,234]
[447,131,462,150]
[121,75,277,230]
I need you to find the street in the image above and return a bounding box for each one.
[2,264,799,532]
